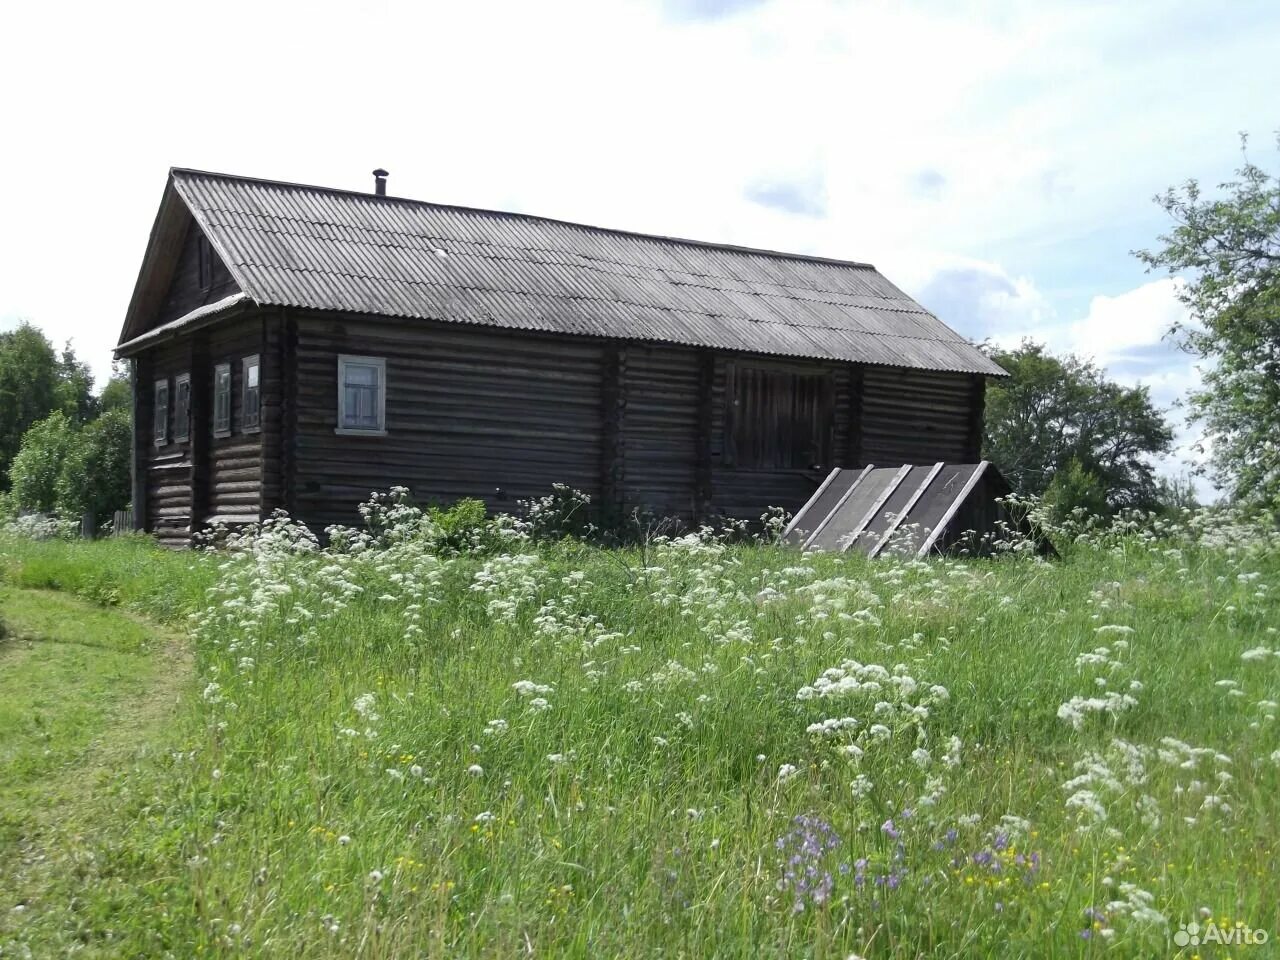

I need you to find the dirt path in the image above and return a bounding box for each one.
[0,588,192,946]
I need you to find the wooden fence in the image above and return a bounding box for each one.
[111,508,134,537]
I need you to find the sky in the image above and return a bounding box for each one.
[3,0,1278,496]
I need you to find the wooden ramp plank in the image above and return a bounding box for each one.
[916,462,989,557]
[841,465,914,554]
[783,468,843,545]
[868,461,944,558]
[804,467,895,552]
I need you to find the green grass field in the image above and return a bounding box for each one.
[1,509,1277,958]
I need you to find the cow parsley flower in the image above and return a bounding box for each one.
[353,693,379,723]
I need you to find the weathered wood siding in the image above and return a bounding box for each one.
[133,308,988,540]
[710,357,853,520]
[156,223,239,327]
[859,366,979,466]
[617,346,700,519]
[291,316,605,529]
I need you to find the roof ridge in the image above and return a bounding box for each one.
[169,166,880,273]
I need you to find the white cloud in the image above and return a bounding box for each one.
[911,257,1051,343]
[1066,279,1214,498]
[1067,279,1188,372]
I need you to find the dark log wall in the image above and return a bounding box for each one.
[261,316,286,516]
[291,316,605,529]
[156,223,239,327]
[134,310,988,540]
[133,316,265,543]
[618,346,701,519]
[139,339,194,547]
[205,318,267,524]
[859,366,980,466]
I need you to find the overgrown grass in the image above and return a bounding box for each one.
[0,516,1277,957]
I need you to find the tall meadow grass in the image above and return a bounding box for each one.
[1,500,1277,957]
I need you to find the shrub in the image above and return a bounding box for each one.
[1043,459,1111,526]
[427,497,500,554]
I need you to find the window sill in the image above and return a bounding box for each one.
[213,429,232,439]
[335,427,388,437]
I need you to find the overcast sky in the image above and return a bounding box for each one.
[3,0,1277,494]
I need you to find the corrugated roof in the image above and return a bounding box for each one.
[160,168,1005,376]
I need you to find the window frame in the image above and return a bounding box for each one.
[241,354,261,433]
[153,378,169,446]
[336,354,387,436]
[173,372,192,443]
[213,362,232,438]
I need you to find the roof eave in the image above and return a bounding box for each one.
[114,292,253,357]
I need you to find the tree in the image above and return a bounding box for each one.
[8,412,78,515]
[99,362,132,412]
[0,322,97,488]
[1137,133,1280,506]
[56,342,97,422]
[983,341,1174,512]
[8,409,132,524]
[0,323,60,485]
[56,408,132,524]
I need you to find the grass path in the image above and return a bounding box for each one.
[0,587,190,951]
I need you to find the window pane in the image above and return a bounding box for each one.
[175,378,191,441]
[343,384,379,428]
[339,359,383,430]
[344,363,378,387]
[214,367,231,432]
[243,358,260,428]
[154,383,168,442]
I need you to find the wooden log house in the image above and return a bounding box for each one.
[115,168,1006,547]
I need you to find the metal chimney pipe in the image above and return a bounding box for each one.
[372,168,389,196]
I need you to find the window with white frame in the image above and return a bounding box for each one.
[242,355,261,432]
[174,373,192,442]
[213,363,232,436]
[337,355,386,434]
[153,378,169,445]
